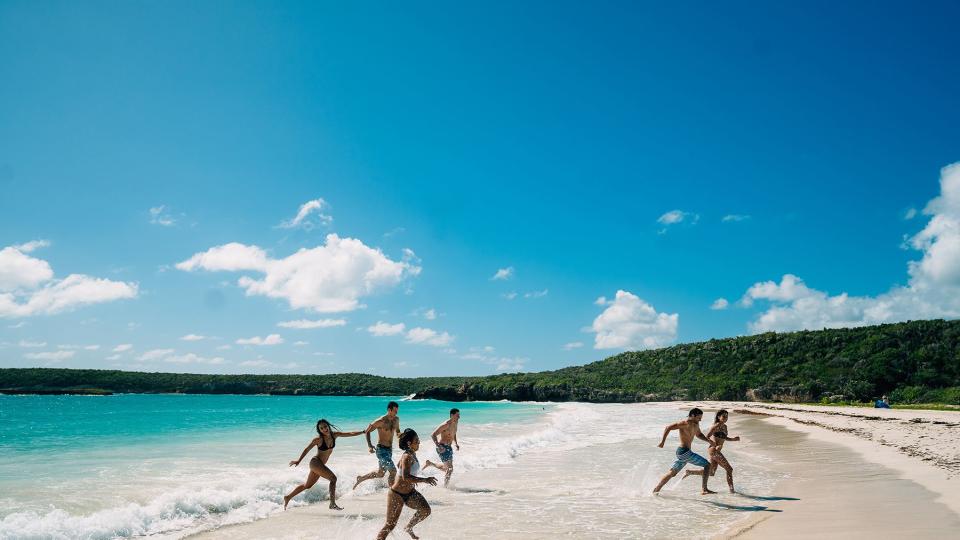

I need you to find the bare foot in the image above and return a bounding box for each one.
[681,470,694,480]
[283,495,291,510]
[353,476,362,490]
[423,460,437,470]
[329,503,343,510]
[405,527,420,539]
[701,489,717,495]
[652,488,661,495]
[729,488,736,494]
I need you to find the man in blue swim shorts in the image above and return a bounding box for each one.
[425,408,460,487]
[652,407,717,495]
[354,401,402,490]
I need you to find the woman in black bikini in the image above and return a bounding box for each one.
[683,409,741,493]
[284,419,363,510]
[377,429,437,540]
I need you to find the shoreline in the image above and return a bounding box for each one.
[702,402,960,539]
[182,401,960,539]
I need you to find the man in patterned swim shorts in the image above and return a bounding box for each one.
[425,408,460,487]
[354,401,402,490]
[652,407,716,495]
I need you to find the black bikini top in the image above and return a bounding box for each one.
[714,426,729,440]
[318,434,336,451]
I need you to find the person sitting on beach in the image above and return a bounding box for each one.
[377,429,438,540]
[652,407,716,495]
[681,409,741,493]
[354,401,402,490]
[284,419,364,510]
[424,408,460,487]
[875,395,891,409]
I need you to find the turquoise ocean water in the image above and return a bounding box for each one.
[0,395,547,539]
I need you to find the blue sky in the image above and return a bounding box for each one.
[2,1,960,376]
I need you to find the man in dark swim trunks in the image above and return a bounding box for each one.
[354,401,402,490]
[652,407,716,495]
[424,408,460,487]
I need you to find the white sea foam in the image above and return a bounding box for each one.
[0,403,783,540]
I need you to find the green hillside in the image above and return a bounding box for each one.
[3,320,959,404]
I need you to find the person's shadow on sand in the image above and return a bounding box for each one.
[735,493,800,502]
[703,501,782,512]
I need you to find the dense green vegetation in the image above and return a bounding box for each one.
[0,369,476,396]
[415,319,960,404]
[2,320,959,404]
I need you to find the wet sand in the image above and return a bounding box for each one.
[717,414,960,539]
[188,403,960,539]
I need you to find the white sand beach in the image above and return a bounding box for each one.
[186,402,960,540]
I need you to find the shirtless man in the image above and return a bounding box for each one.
[652,407,716,495]
[354,401,402,489]
[424,408,460,486]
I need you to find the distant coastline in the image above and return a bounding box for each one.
[4,319,959,405]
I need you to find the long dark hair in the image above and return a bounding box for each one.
[316,418,340,437]
[398,428,418,451]
[715,409,729,423]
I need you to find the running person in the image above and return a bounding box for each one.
[652,407,716,495]
[354,401,402,490]
[683,409,741,493]
[377,429,437,540]
[284,419,363,510]
[424,408,460,486]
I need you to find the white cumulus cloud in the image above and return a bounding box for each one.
[657,210,699,226]
[180,334,206,341]
[491,267,514,280]
[524,289,549,299]
[367,321,406,336]
[0,244,54,290]
[12,240,50,253]
[591,290,679,350]
[743,162,960,333]
[710,298,730,310]
[236,334,284,346]
[138,348,174,361]
[18,340,46,348]
[0,244,138,318]
[563,341,584,350]
[113,344,133,352]
[177,234,419,313]
[277,318,347,329]
[278,198,333,230]
[405,327,454,347]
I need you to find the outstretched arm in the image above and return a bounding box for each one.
[658,423,679,448]
[453,429,459,451]
[334,430,364,438]
[290,438,317,466]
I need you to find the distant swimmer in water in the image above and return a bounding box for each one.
[682,409,741,493]
[354,401,402,490]
[424,408,460,487]
[652,407,717,495]
[284,419,364,510]
[377,429,437,540]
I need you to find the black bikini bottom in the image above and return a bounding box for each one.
[391,488,415,503]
